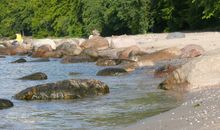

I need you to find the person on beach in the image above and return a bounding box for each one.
[12,33,24,46]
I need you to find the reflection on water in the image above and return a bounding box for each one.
[0,56,182,130]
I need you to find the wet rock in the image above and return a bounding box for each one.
[181,44,205,58]
[61,55,96,64]
[69,72,81,76]
[19,72,48,80]
[96,58,122,66]
[11,58,27,63]
[154,64,178,78]
[15,79,109,100]
[80,36,109,50]
[0,99,13,109]
[97,68,128,76]
[158,49,220,91]
[0,56,6,58]
[29,58,50,62]
[166,32,185,39]
[32,45,53,58]
[56,42,82,56]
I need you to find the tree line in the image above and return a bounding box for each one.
[0,0,219,38]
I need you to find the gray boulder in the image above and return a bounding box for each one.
[166,32,185,39]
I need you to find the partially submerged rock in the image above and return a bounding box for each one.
[0,99,13,109]
[97,68,128,76]
[154,64,178,78]
[11,58,27,63]
[159,49,220,91]
[19,72,48,80]
[61,55,96,64]
[15,79,109,100]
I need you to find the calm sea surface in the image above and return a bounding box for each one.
[0,56,181,130]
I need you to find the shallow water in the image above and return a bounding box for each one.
[0,56,181,130]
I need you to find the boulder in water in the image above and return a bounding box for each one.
[19,72,48,80]
[61,55,96,64]
[97,68,128,76]
[11,58,27,63]
[0,99,13,109]
[15,79,109,100]
[158,49,220,91]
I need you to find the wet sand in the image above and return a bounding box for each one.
[122,87,220,130]
[121,32,220,130]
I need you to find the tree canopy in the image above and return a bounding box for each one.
[0,0,219,38]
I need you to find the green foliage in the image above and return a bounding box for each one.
[0,0,219,38]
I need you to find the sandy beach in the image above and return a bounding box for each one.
[121,32,220,130]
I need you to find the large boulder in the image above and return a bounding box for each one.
[133,47,181,67]
[117,45,146,59]
[159,49,220,91]
[180,44,205,58]
[32,39,56,50]
[0,99,13,109]
[110,36,138,48]
[32,45,53,58]
[19,72,48,80]
[15,79,109,100]
[56,42,82,56]
[97,68,128,76]
[80,36,109,50]
[61,55,96,64]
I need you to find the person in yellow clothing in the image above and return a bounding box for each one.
[16,33,23,44]
[12,33,24,46]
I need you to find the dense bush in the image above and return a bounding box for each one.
[0,0,219,38]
